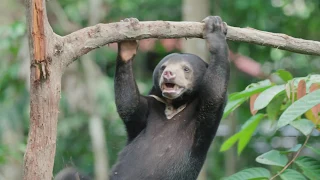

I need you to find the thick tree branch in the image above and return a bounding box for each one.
[59,21,320,67]
[227,27,320,56]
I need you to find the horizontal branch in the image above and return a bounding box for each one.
[60,20,320,67]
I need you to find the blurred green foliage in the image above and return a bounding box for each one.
[1,0,320,179]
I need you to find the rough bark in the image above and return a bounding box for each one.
[24,0,62,179]
[60,21,320,67]
[24,0,320,179]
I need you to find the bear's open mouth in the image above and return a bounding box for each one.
[162,83,181,91]
[164,83,175,89]
[161,83,185,99]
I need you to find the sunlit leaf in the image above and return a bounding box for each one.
[237,114,264,155]
[256,150,288,167]
[295,156,320,180]
[220,133,241,152]
[222,167,270,180]
[229,80,272,101]
[223,97,247,119]
[290,119,315,136]
[221,114,264,153]
[224,80,273,119]
[254,85,286,111]
[276,69,293,82]
[279,169,306,180]
[277,89,320,129]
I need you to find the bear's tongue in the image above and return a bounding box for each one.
[165,83,175,89]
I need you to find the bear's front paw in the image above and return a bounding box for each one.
[118,18,139,62]
[202,16,227,38]
[119,40,138,62]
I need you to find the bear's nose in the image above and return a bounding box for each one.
[163,70,176,80]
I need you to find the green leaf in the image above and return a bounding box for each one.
[220,114,264,154]
[290,119,315,136]
[220,133,241,152]
[295,156,320,180]
[309,74,320,82]
[276,69,293,82]
[279,169,307,180]
[266,93,285,120]
[256,150,288,167]
[237,114,264,155]
[222,167,271,180]
[223,97,247,119]
[277,89,320,129]
[305,145,320,155]
[281,144,302,154]
[254,85,286,111]
[229,80,272,101]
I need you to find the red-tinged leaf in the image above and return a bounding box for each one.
[297,80,306,99]
[250,93,259,115]
[310,83,320,118]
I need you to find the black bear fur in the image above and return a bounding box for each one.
[111,16,230,180]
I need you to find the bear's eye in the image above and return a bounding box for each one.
[183,67,190,72]
[160,65,166,71]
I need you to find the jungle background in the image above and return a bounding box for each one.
[1,0,319,179]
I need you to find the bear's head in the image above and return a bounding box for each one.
[151,53,208,101]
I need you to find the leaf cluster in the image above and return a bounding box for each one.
[222,70,320,179]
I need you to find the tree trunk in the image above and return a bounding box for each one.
[24,0,62,179]
[182,0,209,179]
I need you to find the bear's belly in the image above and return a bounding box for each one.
[110,124,200,180]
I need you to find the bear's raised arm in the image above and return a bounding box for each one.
[115,40,149,141]
[195,16,230,146]
[114,19,149,141]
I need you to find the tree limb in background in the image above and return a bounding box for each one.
[229,50,266,79]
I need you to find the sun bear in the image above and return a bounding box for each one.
[111,16,230,180]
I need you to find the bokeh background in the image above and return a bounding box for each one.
[1,0,320,179]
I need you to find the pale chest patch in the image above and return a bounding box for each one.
[149,95,187,119]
